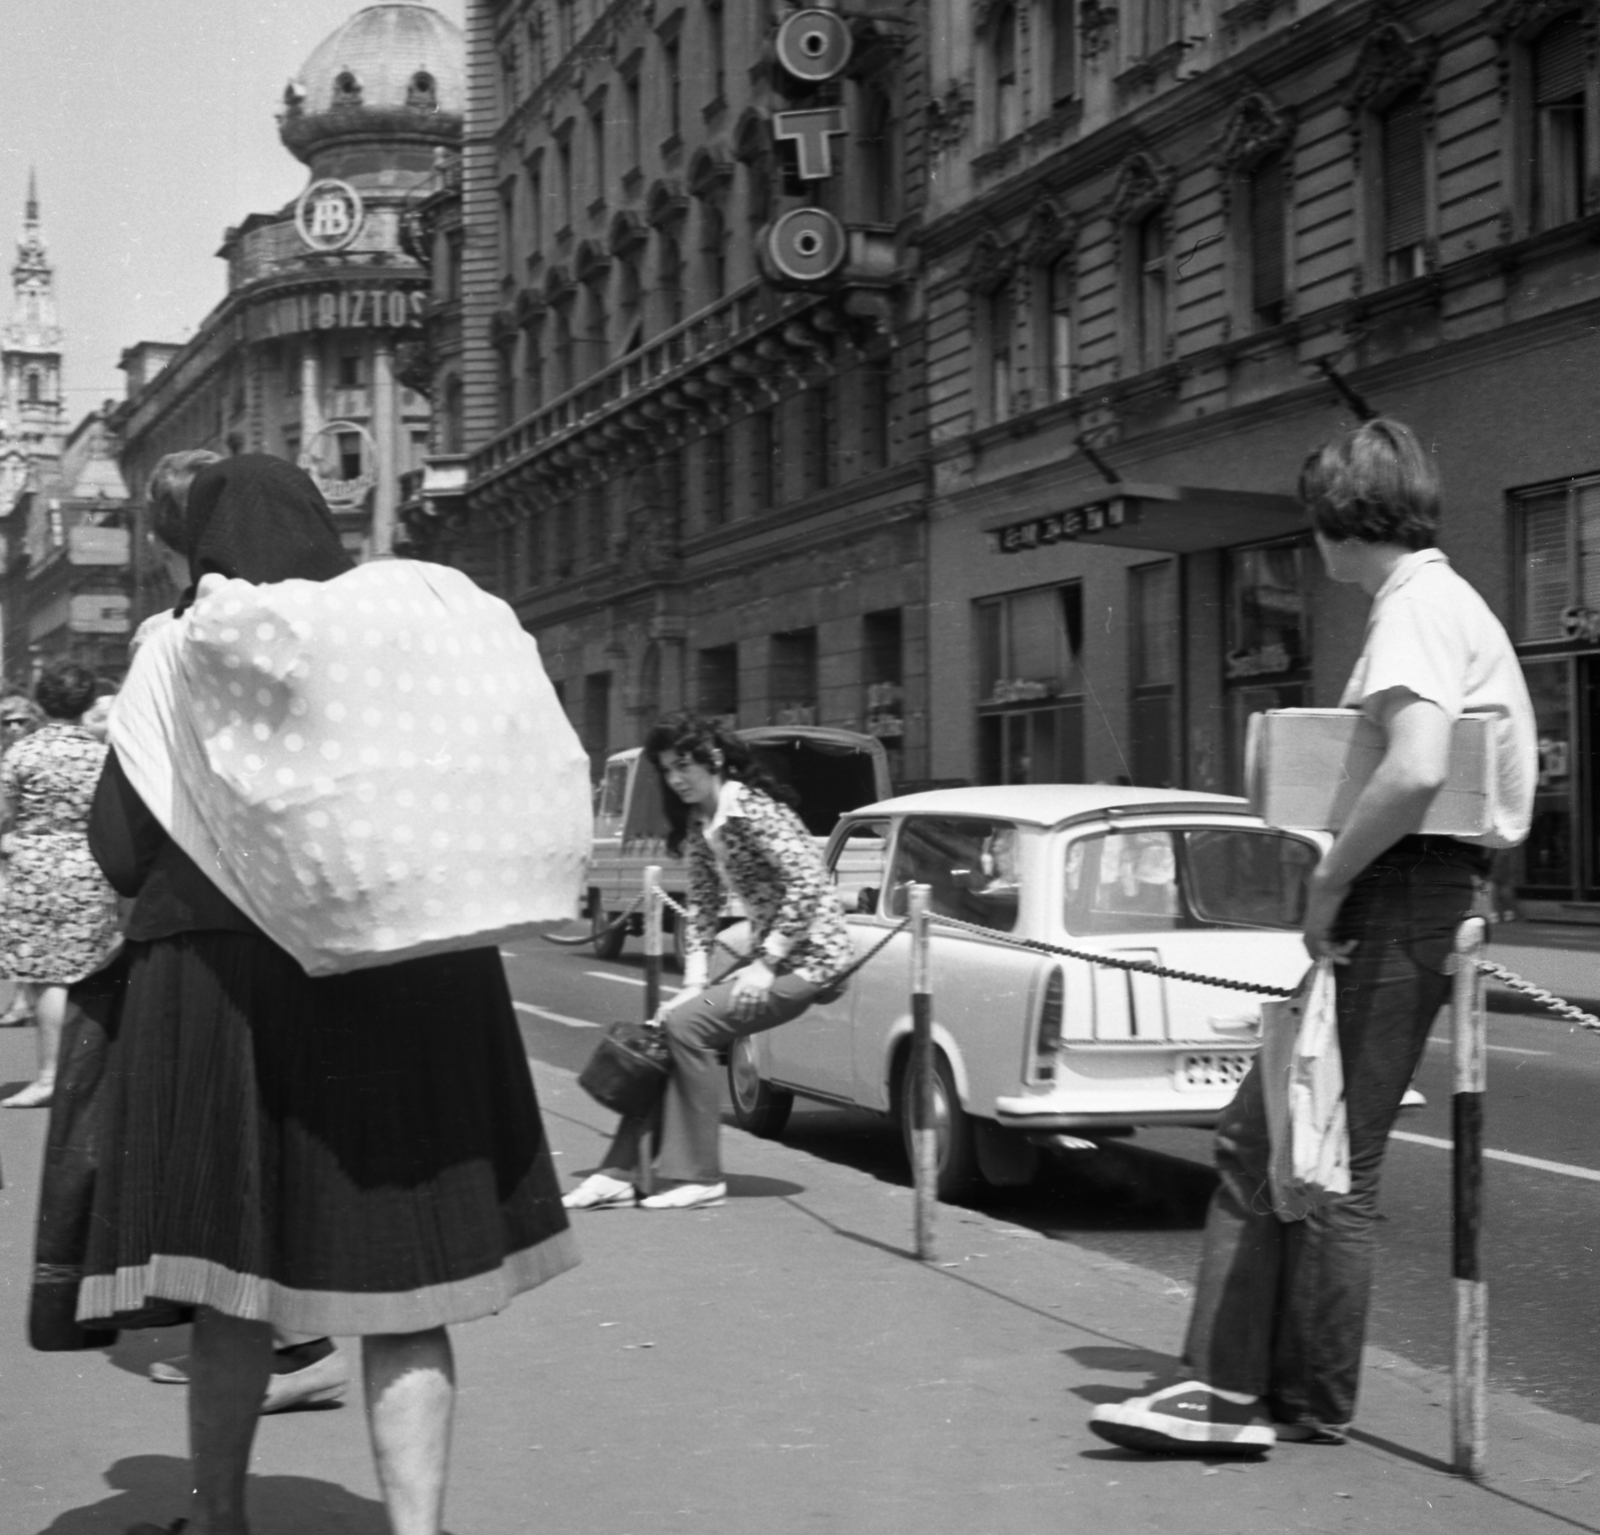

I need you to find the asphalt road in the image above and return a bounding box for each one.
[505,930,1600,1427]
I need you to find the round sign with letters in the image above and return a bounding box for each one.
[763,208,848,284]
[295,179,365,252]
[774,8,854,83]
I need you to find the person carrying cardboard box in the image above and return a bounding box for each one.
[1091,417,1538,1455]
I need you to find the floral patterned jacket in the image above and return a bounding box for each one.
[684,781,852,989]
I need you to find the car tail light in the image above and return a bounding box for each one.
[1035,966,1064,1082]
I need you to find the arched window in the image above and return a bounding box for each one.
[408,71,438,111]
[441,376,464,454]
[618,255,643,357]
[1135,212,1168,371]
[659,231,685,329]
[699,202,728,301]
[858,83,897,224]
[992,4,1020,143]
[24,369,41,406]
[1531,16,1587,230]
[334,70,363,107]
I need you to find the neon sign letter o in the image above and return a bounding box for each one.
[765,208,848,283]
[774,9,854,82]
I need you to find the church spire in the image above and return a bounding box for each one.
[24,168,37,227]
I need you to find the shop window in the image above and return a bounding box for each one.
[1223,539,1312,792]
[698,643,739,721]
[588,97,607,204]
[772,628,819,725]
[1249,151,1288,328]
[975,582,1085,786]
[801,381,836,495]
[1381,93,1429,283]
[1531,16,1589,230]
[749,407,780,510]
[860,358,892,471]
[1129,561,1178,789]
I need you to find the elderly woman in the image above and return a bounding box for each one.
[563,712,853,1212]
[0,662,121,1108]
[75,454,575,1535]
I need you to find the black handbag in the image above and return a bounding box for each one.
[577,1020,673,1118]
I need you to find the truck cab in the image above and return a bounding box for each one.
[585,726,892,962]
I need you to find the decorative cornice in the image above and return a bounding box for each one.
[1107,151,1177,222]
[926,79,975,152]
[645,177,689,229]
[964,229,1017,294]
[1344,15,1441,112]
[1213,90,1296,176]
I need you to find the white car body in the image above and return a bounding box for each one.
[731,784,1326,1191]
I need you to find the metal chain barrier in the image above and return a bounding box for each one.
[926,912,1299,997]
[1473,959,1600,1034]
[540,894,643,946]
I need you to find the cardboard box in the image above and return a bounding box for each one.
[1246,708,1496,835]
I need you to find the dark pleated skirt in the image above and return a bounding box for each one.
[76,931,578,1335]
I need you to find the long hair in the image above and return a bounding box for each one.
[642,712,796,855]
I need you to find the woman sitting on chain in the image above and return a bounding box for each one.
[563,713,852,1212]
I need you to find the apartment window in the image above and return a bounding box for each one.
[624,72,643,172]
[659,231,685,328]
[617,256,643,357]
[1249,151,1288,327]
[986,283,1016,422]
[1141,0,1178,56]
[588,98,607,202]
[1533,17,1588,230]
[1129,562,1179,789]
[556,0,577,52]
[499,181,516,275]
[772,629,819,725]
[556,134,575,229]
[523,315,545,412]
[861,358,892,470]
[525,155,544,251]
[1135,212,1168,371]
[1049,0,1077,105]
[1041,254,1074,403]
[698,644,739,721]
[700,202,728,300]
[284,345,301,395]
[1381,93,1428,284]
[552,304,574,395]
[801,381,836,494]
[975,582,1085,786]
[863,608,905,775]
[495,342,515,428]
[665,36,683,139]
[992,4,1021,143]
[526,18,546,86]
[337,431,363,481]
[750,407,780,510]
[337,351,364,390]
[707,0,726,103]
[859,83,897,224]
[703,429,730,527]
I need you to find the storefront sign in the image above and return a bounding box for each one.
[277,287,427,334]
[987,678,1060,704]
[1561,604,1600,644]
[295,179,365,252]
[994,498,1137,553]
[300,420,377,508]
[1224,643,1292,679]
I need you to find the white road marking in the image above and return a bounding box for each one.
[1425,1038,1550,1058]
[1390,1130,1600,1184]
[512,1001,603,1030]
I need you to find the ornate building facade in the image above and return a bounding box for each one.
[0,173,66,520]
[433,0,929,781]
[921,0,1600,919]
[114,3,463,624]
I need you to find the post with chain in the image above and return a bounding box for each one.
[643,864,663,1022]
[909,884,937,1261]
[1451,916,1488,1479]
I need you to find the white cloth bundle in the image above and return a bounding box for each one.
[111,559,592,975]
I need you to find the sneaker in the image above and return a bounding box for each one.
[639,1181,727,1211]
[1089,1382,1275,1455]
[1272,1419,1349,1444]
[562,1173,637,1210]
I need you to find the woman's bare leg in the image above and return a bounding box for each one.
[187,1307,274,1534]
[32,983,64,1088]
[363,1328,455,1535]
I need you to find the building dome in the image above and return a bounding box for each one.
[279,4,464,168]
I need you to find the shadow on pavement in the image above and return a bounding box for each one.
[1064,1343,1176,1375]
[98,1324,192,1382]
[723,1172,805,1198]
[36,1454,423,1535]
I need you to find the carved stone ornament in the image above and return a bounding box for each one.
[732,106,773,166]
[687,146,734,203]
[1019,199,1075,263]
[574,238,611,287]
[607,208,648,258]
[1214,91,1295,176]
[1108,151,1177,223]
[965,230,1017,295]
[1080,0,1119,58]
[926,79,974,151]
[1343,16,1441,112]
[543,262,575,304]
[645,178,690,229]
[1481,0,1580,37]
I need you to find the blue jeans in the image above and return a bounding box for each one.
[1180,838,1483,1427]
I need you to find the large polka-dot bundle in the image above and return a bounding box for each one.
[166,559,591,975]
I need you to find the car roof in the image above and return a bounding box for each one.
[841,783,1258,830]
[604,725,883,768]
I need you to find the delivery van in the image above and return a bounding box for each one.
[585,725,892,964]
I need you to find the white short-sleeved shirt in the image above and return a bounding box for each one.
[1339,548,1537,848]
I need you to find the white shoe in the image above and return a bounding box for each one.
[1399,1086,1426,1109]
[562,1174,636,1210]
[640,1181,727,1210]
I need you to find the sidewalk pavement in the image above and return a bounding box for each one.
[2,1032,1597,1535]
[1486,924,1600,1016]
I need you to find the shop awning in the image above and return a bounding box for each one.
[982,483,1308,555]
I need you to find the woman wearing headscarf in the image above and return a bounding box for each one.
[77,454,577,1535]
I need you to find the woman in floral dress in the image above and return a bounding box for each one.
[0,662,120,1107]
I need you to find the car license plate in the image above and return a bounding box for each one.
[1177,1052,1252,1090]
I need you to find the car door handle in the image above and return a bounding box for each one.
[1208,1014,1261,1035]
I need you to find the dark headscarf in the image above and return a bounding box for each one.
[175,454,353,612]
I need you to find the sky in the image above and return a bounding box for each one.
[0,0,464,420]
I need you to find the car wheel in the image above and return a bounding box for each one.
[897,1047,980,1200]
[727,1035,794,1138]
[590,903,626,961]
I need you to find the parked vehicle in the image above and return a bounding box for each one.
[726,784,1323,1197]
[585,726,892,963]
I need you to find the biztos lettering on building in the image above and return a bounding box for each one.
[761,9,855,286]
[272,288,427,334]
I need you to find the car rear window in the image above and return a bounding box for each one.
[886,817,1022,933]
[1064,826,1317,935]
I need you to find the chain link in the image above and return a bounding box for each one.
[1474,959,1600,1034]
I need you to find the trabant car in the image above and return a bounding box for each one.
[586,725,891,963]
[726,784,1322,1197]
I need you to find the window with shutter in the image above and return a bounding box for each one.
[1533,17,1588,229]
[1250,153,1287,326]
[1051,0,1077,103]
[1382,95,1428,282]
[1138,215,1168,370]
